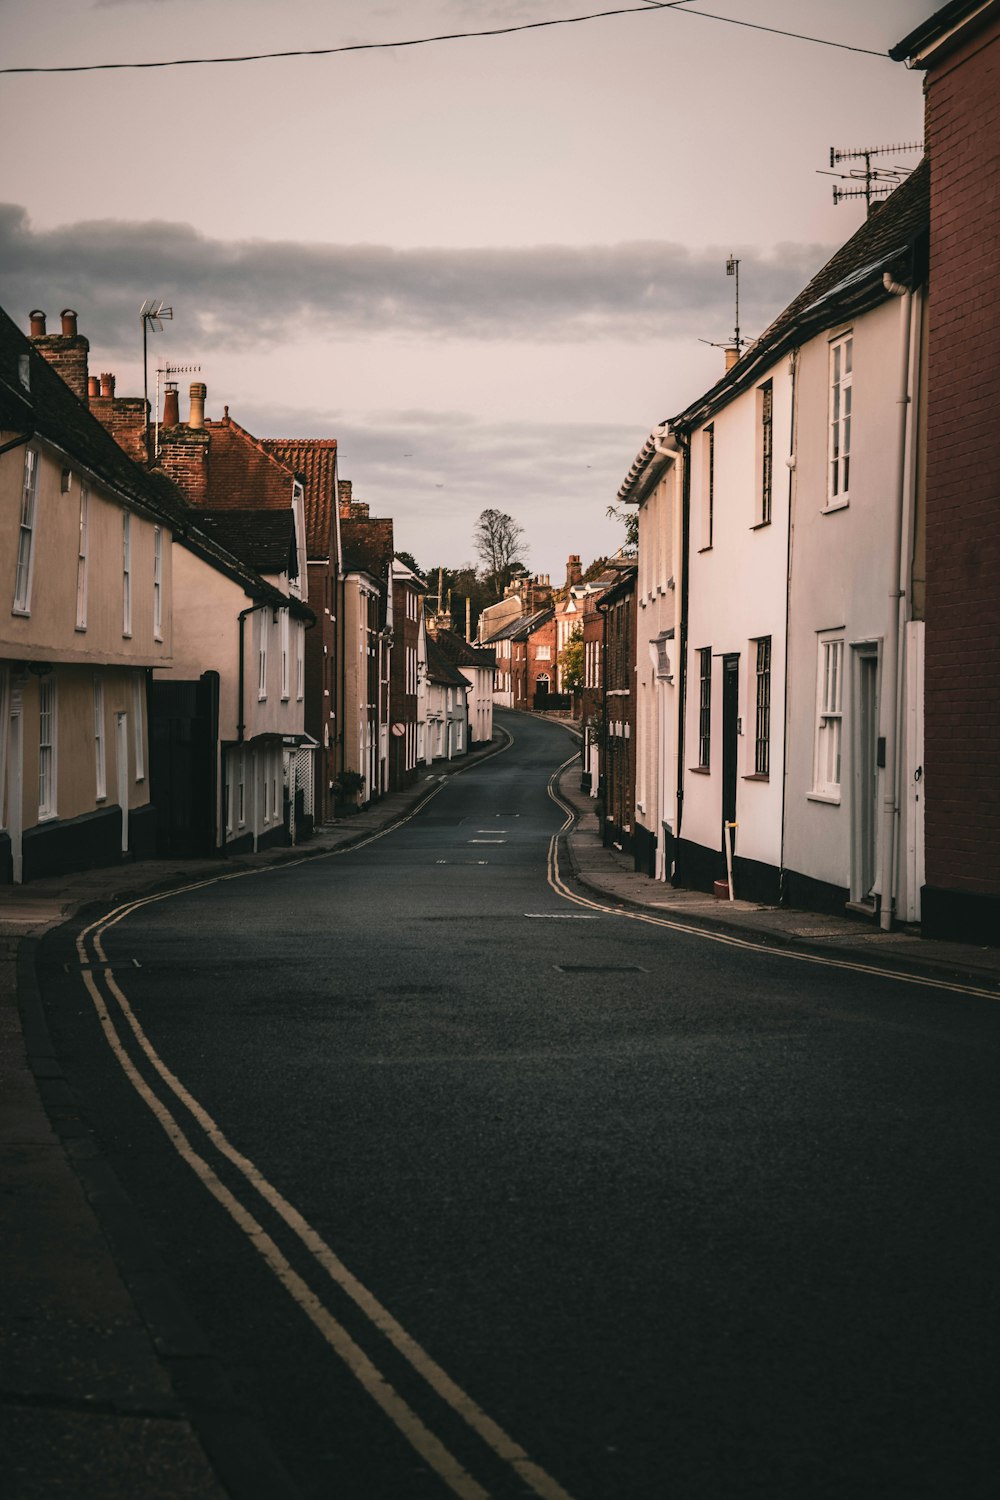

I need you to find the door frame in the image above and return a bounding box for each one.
[850,642,881,907]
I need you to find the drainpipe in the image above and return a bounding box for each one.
[879,274,914,931]
[778,348,799,905]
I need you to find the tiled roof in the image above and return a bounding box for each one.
[341,517,394,582]
[202,414,296,509]
[261,438,338,558]
[192,508,296,576]
[485,608,554,644]
[426,638,469,688]
[432,628,496,669]
[0,304,187,528]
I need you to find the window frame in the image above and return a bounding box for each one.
[13,447,39,615]
[701,425,715,549]
[827,332,853,508]
[153,525,163,641]
[122,511,132,638]
[812,634,845,800]
[697,647,712,768]
[257,613,268,701]
[94,675,106,801]
[280,607,290,701]
[753,636,771,776]
[131,673,145,782]
[37,677,57,820]
[76,486,89,632]
[756,380,773,526]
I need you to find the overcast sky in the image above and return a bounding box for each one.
[1,0,930,577]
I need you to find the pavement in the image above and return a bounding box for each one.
[3,716,998,1499]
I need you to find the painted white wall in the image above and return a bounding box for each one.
[634,451,681,878]
[682,355,793,875]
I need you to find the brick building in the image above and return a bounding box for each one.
[891,3,1000,942]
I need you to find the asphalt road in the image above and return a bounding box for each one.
[38,711,1000,1499]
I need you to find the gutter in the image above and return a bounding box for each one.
[0,429,33,457]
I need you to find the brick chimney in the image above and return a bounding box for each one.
[338,479,353,517]
[87,369,150,465]
[566,553,582,589]
[29,306,91,403]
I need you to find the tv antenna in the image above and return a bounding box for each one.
[819,141,922,209]
[699,254,751,362]
[140,298,172,461]
[154,361,201,456]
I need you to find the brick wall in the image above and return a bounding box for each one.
[89,395,149,464]
[156,428,210,505]
[921,16,1000,931]
[30,333,89,402]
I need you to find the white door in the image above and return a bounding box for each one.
[7,697,23,883]
[903,621,925,923]
[116,711,129,854]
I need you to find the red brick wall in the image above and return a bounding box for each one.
[526,619,556,704]
[156,428,210,505]
[89,396,149,464]
[30,333,89,402]
[922,17,1000,905]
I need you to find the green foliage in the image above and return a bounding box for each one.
[606,503,639,552]
[558,625,585,692]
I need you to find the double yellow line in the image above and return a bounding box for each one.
[545,755,1000,1002]
[72,726,575,1500]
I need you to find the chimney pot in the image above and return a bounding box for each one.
[162,381,180,426]
[725,346,740,372]
[189,381,207,430]
[88,375,100,399]
[60,308,78,337]
[100,372,116,398]
[29,309,46,337]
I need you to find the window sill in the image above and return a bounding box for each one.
[95,796,107,805]
[697,545,713,554]
[154,632,163,644]
[122,632,132,641]
[822,499,849,515]
[807,791,841,805]
[688,765,711,775]
[37,811,58,824]
[742,773,769,782]
[11,606,31,618]
[749,519,771,531]
[75,624,87,634]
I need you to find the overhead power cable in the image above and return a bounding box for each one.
[0,3,889,76]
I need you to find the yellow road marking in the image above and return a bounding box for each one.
[544,758,1000,1002]
[79,968,488,1500]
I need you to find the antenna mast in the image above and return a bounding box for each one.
[820,141,922,209]
[139,298,173,462]
[726,254,740,351]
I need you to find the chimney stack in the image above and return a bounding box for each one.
[162,381,180,426]
[566,553,582,588]
[29,308,91,402]
[30,310,46,337]
[60,308,78,337]
[88,375,100,399]
[189,381,207,429]
[100,372,116,398]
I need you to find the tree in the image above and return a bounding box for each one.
[606,503,639,554]
[395,550,423,578]
[473,508,526,600]
[558,625,585,692]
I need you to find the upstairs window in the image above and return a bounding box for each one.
[122,512,132,637]
[280,608,290,700]
[258,615,268,700]
[76,487,89,631]
[828,334,852,505]
[701,426,715,549]
[93,676,106,800]
[296,620,305,701]
[757,381,773,525]
[14,448,39,614]
[153,526,163,640]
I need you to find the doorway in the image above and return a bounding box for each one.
[116,711,129,855]
[7,695,23,883]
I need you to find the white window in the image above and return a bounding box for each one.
[701,425,714,549]
[94,677,106,800]
[38,678,56,818]
[280,608,290,700]
[814,636,844,798]
[828,333,852,505]
[14,448,39,614]
[535,645,551,660]
[76,487,89,631]
[258,615,268,700]
[122,512,132,637]
[131,673,145,781]
[153,526,163,640]
[296,621,304,700]
[0,669,7,826]
[237,751,246,827]
[756,380,773,525]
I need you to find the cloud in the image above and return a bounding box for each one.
[230,398,644,570]
[0,202,834,355]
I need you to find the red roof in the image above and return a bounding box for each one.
[261,438,338,558]
[202,412,296,510]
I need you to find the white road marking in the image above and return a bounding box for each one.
[469,839,506,844]
[524,914,600,920]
